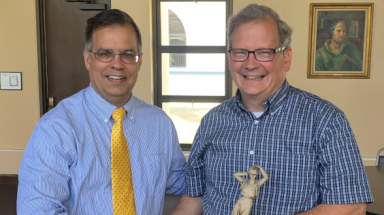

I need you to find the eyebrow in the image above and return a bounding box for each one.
[231,47,278,50]
[96,48,111,51]
[96,48,137,53]
[123,49,136,53]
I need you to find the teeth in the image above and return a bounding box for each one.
[245,75,263,80]
[108,76,124,80]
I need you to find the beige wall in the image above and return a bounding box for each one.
[0,1,40,174]
[0,0,382,174]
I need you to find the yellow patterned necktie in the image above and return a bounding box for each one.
[111,109,136,215]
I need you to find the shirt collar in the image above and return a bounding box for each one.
[324,39,347,55]
[235,80,290,115]
[85,84,137,123]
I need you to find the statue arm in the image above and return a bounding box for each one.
[257,166,269,186]
[233,172,248,183]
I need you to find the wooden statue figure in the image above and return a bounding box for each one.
[231,165,269,215]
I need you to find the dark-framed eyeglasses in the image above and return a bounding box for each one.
[228,47,286,62]
[89,49,140,64]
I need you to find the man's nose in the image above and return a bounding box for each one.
[111,54,124,69]
[245,52,262,69]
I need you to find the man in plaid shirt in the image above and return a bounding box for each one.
[172,4,373,215]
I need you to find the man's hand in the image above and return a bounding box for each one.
[171,195,203,215]
[296,203,366,215]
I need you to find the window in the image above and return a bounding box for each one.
[153,0,232,150]
[168,9,186,67]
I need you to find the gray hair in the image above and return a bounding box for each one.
[227,4,292,48]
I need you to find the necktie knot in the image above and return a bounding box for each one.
[112,109,126,122]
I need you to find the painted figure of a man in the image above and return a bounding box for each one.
[315,20,362,71]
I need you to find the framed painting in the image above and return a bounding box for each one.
[0,72,22,90]
[307,3,373,78]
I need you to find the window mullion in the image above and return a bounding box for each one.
[158,46,227,53]
[158,96,229,103]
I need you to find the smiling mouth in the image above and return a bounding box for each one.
[243,75,265,80]
[107,75,125,80]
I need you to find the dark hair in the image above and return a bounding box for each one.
[227,4,292,48]
[329,20,347,37]
[85,9,142,54]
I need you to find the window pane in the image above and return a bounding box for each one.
[162,53,225,96]
[160,2,226,46]
[162,102,220,143]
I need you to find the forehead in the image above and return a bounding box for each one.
[231,19,279,48]
[92,24,138,50]
[335,22,346,30]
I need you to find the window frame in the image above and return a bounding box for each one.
[152,0,233,151]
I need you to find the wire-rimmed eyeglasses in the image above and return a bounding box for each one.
[228,47,286,62]
[89,49,140,64]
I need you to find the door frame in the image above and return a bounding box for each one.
[35,0,109,115]
[36,0,49,116]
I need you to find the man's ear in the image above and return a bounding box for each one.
[138,53,143,68]
[227,50,232,62]
[83,50,90,70]
[284,47,292,72]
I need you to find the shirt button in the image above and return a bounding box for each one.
[104,119,108,122]
[253,120,259,124]
[250,150,255,155]
[270,112,275,116]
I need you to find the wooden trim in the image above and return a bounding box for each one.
[36,0,49,115]
[0,175,18,184]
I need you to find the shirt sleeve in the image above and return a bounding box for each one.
[165,121,186,195]
[318,111,373,204]
[17,119,75,215]
[185,117,208,197]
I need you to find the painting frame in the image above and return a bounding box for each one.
[307,3,373,79]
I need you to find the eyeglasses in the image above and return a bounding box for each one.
[228,47,286,62]
[89,49,139,64]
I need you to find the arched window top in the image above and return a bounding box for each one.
[168,9,186,46]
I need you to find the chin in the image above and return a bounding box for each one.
[334,39,344,44]
[242,88,265,96]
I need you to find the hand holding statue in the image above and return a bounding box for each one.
[231,165,269,215]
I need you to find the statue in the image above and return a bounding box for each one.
[231,165,269,215]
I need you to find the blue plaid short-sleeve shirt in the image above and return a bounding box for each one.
[186,80,373,215]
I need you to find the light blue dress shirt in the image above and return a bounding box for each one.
[17,85,186,215]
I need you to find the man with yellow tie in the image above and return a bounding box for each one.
[17,9,186,215]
